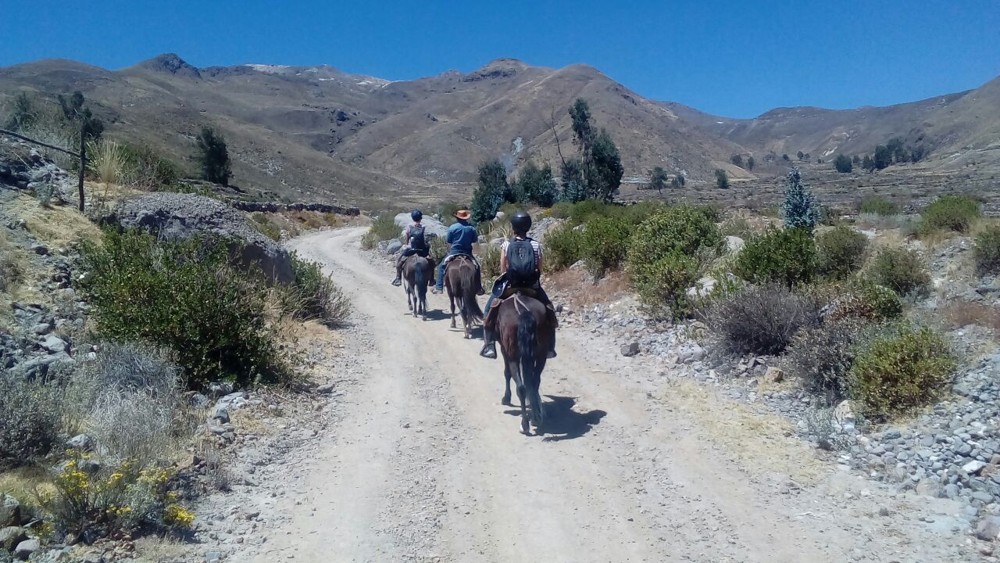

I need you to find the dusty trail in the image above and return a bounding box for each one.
[242,227,977,563]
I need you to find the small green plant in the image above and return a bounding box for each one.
[361,214,402,250]
[823,280,903,323]
[859,195,897,216]
[849,324,955,420]
[545,223,584,270]
[478,243,501,287]
[251,213,282,241]
[705,283,819,355]
[282,253,351,328]
[120,142,181,189]
[920,195,980,233]
[816,225,868,280]
[866,246,931,297]
[580,216,631,278]
[719,216,753,239]
[87,140,128,185]
[785,320,860,405]
[0,377,63,469]
[974,225,1000,276]
[196,127,232,186]
[733,227,817,287]
[715,168,729,189]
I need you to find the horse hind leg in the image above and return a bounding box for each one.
[502,362,512,406]
[510,361,529,434]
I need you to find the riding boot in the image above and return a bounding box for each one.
[480,328,497,359]
[545,307,558,359]
[475,268,486,296]
[391,265,402,286]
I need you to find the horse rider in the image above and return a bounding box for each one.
[480,210,557,360]
[391,209,434,287]
[431,209,485,296]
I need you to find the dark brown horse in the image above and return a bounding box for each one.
[496,293,555,435]
[402,255,431,319]
[443,255,483,338]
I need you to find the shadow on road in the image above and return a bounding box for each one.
[504,395,606,441]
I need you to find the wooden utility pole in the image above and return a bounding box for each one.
[78,125,86,211]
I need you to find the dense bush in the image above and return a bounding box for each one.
[974,225,1000,276]
[580,216,631,278]
[859,196,898,216]
[0,377,63,469]
[627,207,722,314]
[816,226,868,279]
[784,320,859,405]
[705,283,820,355]
[866,247,931,297]
[121,142,181,189]
[833,154,853,173]
[545,223,584,270]
[921,195,981,233]
[282,253,351,327]
[823,280,903,323]
[733,227,817,287]
[80,229,289,389]
[849,324,955,420]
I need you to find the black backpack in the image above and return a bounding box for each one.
[409,224,427,250]
[506,239,538,286]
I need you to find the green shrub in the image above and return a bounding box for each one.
[251,213,282,241]
[361,214,401,250]
[866,247,931,297]
[80,229,290,389]
[478,243,501,286]
[784,320,860,405]
[549,201,574,219]
[921,195,980,233]
[849,324,955,420]
[705,283,820,355]
[627,206,722,313]
[580,216,631,278]
[859,196,897,216]
[733,228,817,287]
[631,251,700,317]
[816,226,868,280]
[545,223,584,270]
[0,377,63,469]
[282,253,351,327]
[120,142,181,189]
[429,235,448,263]
[974,225,1000,276]
[824,280,903,322]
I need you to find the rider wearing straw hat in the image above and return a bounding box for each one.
[432,209,485,295]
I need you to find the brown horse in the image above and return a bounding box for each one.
[402,255,431,319]
[496,293,555,435]
[443,255,483,338]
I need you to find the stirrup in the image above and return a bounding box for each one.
[480,343,497,359]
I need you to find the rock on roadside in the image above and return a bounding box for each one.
[103,192,294,283]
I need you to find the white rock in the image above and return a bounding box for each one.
[963,460,987,475]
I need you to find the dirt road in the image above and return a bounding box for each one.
[239,228,978,562]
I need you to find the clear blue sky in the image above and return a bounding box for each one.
[3,0,998,118]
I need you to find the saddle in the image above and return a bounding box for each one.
[444,253,476,266]
[484,285,544,330]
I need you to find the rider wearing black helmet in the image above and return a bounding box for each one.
[391,209,434,286]
[480,210,557,359]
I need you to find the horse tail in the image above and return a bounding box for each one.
[463,264,483,322]
[518,309,537,391]
[415,258,427,301]
[518,307,544,428]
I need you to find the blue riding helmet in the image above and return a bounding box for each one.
[411,209,423,222]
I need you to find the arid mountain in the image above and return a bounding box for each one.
[1,54,998,207]
[666,75,1000,169]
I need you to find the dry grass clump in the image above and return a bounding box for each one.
[703,283,821,356]
[941,301,1000,332]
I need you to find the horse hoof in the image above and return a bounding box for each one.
[521,419,530,434]
[501,398,511,406]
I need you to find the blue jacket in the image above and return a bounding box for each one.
[446,221,478,254]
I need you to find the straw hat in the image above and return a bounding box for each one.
[454,209,472,221]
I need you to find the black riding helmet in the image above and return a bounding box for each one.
[411,209,423,222]
[511,211,532,234]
